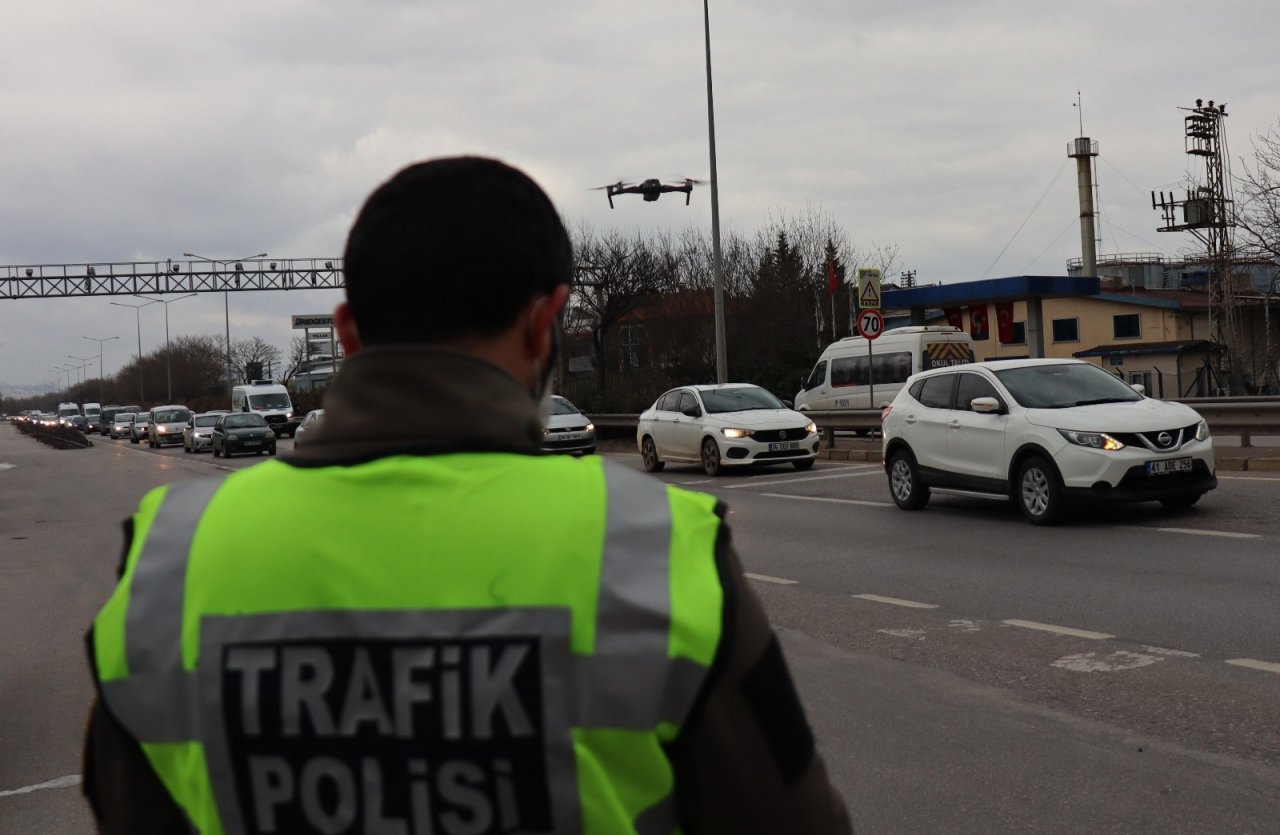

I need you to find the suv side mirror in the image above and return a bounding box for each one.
[971,397,1003,414]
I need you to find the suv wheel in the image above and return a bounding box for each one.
[641,436,664,473]
[888,450,930,510]
[1017,456,1066,525]
[701,437,723,477]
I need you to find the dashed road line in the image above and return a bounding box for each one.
[1218,475,1280,482]
[853,594,938,609]
[0,774,81,798]
[745,572,799,585]
[1225,658,1280,675]
[761,493,894,508]
[0,463,16,471]
[1002,619,1114,640]
[1157,527,1260,540]
[1144,646,1201,658]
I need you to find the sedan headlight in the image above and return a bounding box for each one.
[585,422,595,432]
[1058,429,1125,451]
[804,421,817,434]
[1195,420,1210,442]
[721,427,752,439]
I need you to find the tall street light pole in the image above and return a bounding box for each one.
[134,293,197,403]
[110,299,159,403]
[68,354,94,389]
[183,252,268,402]
[704,0,728,382]
[82,335,119,403]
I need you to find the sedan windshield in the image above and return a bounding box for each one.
[700,386,784,414]
[550,397,580,416]
[993,363,1144,409]
[194,415,220,427]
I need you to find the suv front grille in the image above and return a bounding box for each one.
[1111,422,1200,452]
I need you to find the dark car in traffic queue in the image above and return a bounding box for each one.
[211,412,277,458]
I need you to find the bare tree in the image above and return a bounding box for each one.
[281,336,309,385]
[1236,121,1280,262]
[231,336,285,383]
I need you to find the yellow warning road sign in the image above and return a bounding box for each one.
[857,267,882,309]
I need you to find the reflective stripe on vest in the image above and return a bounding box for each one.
[96,457,720,835]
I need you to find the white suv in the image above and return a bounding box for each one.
[881,359,1216,525]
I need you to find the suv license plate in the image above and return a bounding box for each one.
[1147,457,1192,475]
[769,441,800,452]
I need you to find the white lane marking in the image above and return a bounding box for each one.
[762,493,894,509]
[745,572,798,585]
[1052,651,1162,673]
[1218,475,1280,482]
[853,594,938,609]
[1002,619,1114,640]
[0,463,16,471]
[0,774,81,798]
[1157,527,1260,540]
[949,619,982,632]
[679,479,714,486]
[1144,646,1200,658]
[1225,658,1280,675]
[724,468,879,489]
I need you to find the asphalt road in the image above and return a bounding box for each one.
[2,426,1278,832]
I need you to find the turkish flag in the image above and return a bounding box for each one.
[827,260,839,299]
[969,305,990,341]
[943,307,963,330]
[995,302,1015,343]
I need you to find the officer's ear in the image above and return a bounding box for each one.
[335,301,362,356]
[524,284,570,362]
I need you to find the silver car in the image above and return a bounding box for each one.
[183,412,224,453]
[293,409,325,446]
[129,413,150,444]
[542,397,595,455]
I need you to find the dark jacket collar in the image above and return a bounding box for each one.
[290,346,544,465]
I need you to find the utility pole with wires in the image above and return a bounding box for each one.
[1152,98,1240,394]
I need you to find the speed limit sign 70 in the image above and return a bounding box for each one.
[857,308,884,340]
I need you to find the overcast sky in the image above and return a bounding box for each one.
[3,0,1278,390]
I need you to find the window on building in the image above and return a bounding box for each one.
[1051,317,1079,343]
[1000,322,1026,345]
[1113,313,1141,339]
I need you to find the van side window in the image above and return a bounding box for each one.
[917,375,956,409]
[804,361,827,391]
[872,351,913,384]
[831,355,868,387]
[955,373,1002,411]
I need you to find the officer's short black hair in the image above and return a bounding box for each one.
[342,156,573,345]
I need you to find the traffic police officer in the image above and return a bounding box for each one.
[82,157,852,834]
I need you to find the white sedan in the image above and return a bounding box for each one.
[637,384,819,476]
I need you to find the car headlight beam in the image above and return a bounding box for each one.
[721,427,752,439]
[1058,429,1125,451]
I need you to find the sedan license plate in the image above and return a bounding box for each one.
[769,441,800,452]
[244,440,261,446]
[1146,457,1192,475]
[560,433,583,441]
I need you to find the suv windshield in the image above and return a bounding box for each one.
[700,386,784,414]
[993,363,1144,409]
[248,393,291,409]
[225,414,267,429]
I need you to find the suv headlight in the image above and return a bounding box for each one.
[1058,429,1125,451]
[1194,420,1210,442]
[721,427,752,439]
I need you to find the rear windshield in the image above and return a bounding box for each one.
[225,414,268,428]
[154,409,191,423]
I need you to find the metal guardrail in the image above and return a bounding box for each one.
[590,399,1280,448]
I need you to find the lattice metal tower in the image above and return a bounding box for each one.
[1152,99,1239,392]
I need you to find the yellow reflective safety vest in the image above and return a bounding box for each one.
[92,453,724,835]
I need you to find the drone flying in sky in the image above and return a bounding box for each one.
[592,178,706,208]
